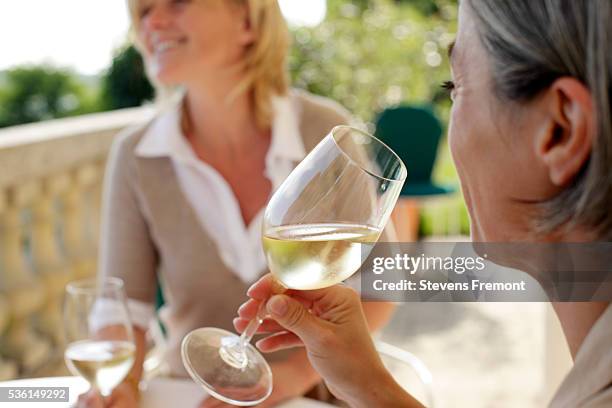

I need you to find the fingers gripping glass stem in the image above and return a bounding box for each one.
[220,282,287,369]
[219,302,266,369]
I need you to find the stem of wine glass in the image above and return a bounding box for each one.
[238,277,287,349]
[238,301,267,349]
[218,279,286,369]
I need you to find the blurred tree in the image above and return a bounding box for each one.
[0,66,95,128]
[288,0,467,235]
[289,0,456,126]
[100,45,154,110]
[394,0,457,16]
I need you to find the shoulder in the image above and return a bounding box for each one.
[111,120,152,160]
[290,89,353,150]
[107,107,164,174]
[292,88,352,124]
[104,115,158,185]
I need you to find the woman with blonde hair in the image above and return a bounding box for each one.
[78,0,394,407]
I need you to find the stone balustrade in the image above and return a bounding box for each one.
[0,106,154,379]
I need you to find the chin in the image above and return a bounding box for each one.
[154,71,184,87]
[147,62,185,86]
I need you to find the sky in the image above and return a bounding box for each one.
[0,0,326,76]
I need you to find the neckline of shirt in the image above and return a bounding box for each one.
[132,91,308,283]
[134,91,306,165]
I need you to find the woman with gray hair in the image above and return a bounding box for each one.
[236,0,612,406]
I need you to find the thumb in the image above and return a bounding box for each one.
[266,294,321,338]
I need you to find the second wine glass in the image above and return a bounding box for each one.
[63,277,135,398]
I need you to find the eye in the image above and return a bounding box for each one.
[139,5,152,18]
[441,80,455,91]
[169,0,190,12]
[441,80,455,100]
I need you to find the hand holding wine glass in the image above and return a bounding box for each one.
[181,125,406,406]
[235,274,425,408]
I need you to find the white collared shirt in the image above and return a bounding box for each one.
[135,94,306,284]
[101,94,307,330]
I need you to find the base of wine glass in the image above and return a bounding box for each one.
[181,328,273,406]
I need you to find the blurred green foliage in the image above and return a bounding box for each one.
[0,45,154,128]
[0,66,98,128]
[289,0,457,127]
[288,0,466,236]
[100,45,154,110]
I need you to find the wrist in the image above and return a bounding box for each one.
[123,374,141,400]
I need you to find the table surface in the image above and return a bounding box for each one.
[0,376,333,408]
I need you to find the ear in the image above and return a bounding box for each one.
[535,77,594,187]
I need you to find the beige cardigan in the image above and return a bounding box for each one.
[98,90,353,376]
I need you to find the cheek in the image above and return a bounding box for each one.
[448,108,481,237]
[185,12,243,59]
[448,100,479,181]
[449,94,514,187]
[448,96,512,238]
[135,27,150,56]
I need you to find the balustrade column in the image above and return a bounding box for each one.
[89,160,105,258]
[0,184,52,375]
[77,161,103,276]
[30,175,73,347]
[0,190,18,380]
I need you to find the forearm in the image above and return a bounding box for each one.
[128,326,147,381]
[356,303,424,407]
[97,325,147,381]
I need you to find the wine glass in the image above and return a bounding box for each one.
[63,277,136,398]
[181,125,406,405]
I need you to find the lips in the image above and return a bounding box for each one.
[156,39,183,53]
[149,34,187,56]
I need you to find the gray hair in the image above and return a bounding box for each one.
[467,0,612,239]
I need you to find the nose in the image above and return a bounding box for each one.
[142,3,172,30]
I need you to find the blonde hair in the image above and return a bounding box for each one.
[126,0,290,129]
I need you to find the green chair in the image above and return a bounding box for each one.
[374,105,453,197]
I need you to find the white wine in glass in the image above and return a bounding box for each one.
[182,125,406,406]
[64,277,135,397]
[262,223,381,290]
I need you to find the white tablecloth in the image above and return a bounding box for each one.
[0,376,333,408]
